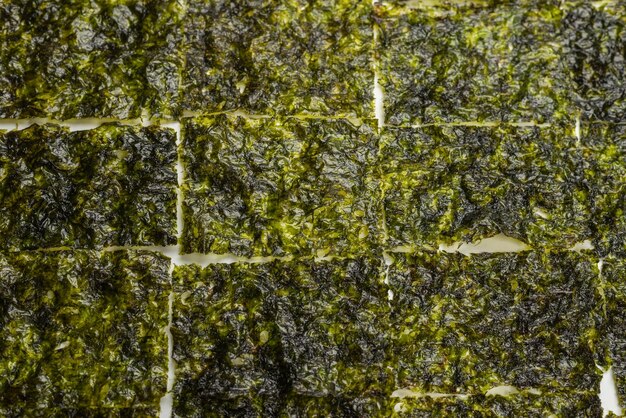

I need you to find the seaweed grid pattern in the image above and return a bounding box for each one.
[0,0,625,416]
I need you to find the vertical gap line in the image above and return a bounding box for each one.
[158,119,182,418]
[159,262,175,418]
[372,1,389,249]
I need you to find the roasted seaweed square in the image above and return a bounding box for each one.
[0,123,177,250]
[380,124,591,249]
[579,123,626,257]
[560,1,626,121]
[171,258,390,417]
[171,262,290,417]
[181,115,380,257]
[0,250,170,415]
[183,0,373,117]
[391,392,602,417]
[272,258,391,398]
[386,251,603,394]
[0,0,184,119]
[378,1,573,125]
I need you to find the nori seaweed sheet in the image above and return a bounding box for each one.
[386,251,604,394]
[0,123,177,250]
[171,258,390,417]
[391,392,602,417]
[181,115,380,257]
[0,250,170,415]
[560,1,626,122]
[183,0,373,117]
[380,124,591,249]
[580,123,626,257]
[377,0,573,126]
[0,0,184,119]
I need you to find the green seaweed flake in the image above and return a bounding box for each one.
[0,250,170,415]
[377,0,573,125]
[0,0,184,119]
[0,123,177,250]
[386,251,604,395]
[181,115,380,257]
[380,124,591,249]
[183,0,374,118]
[171,257,390,417]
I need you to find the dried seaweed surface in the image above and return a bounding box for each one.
[377,0,573,125]
[0,250,170,416]
[171,258,390,417]
[392,392,602,417]
[0,0,184,119]
[387,251,604,394]
[0,123,177,250]
[181,115,380,257]
[172,252,604,416]
[580,123,626,257]
[183,0,373,117]
[378,0,626,125]
[380,124,592,249]
[1,0,625,416]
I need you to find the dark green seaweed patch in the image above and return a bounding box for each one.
[0,250,170,415]
[183,0,373,117]
[181,115,380,257]
[580,123,626,257]
[0,123,177,250]
[378,0,626,125]
[380,124,591,249]
[171,258,390,417]
[377,0,573,125]
[0,0,184,119]
[560,1,626,122]
[387,251,604,394]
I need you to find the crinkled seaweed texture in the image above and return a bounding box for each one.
[0,0,184,119]
[0,250,170,416]
[377,0,573,125]
[0,123,177,250]
[183,0,373,117]
[560,1,626,122]
[378,0,626,125]
[579,123,626,257]
[392,392,602,417]
[171,258,390,417]
[181,117,626,256]
[171,253,603,416]
[387,251,604,394]
[181,115,380,257]
[380,124,592,249]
